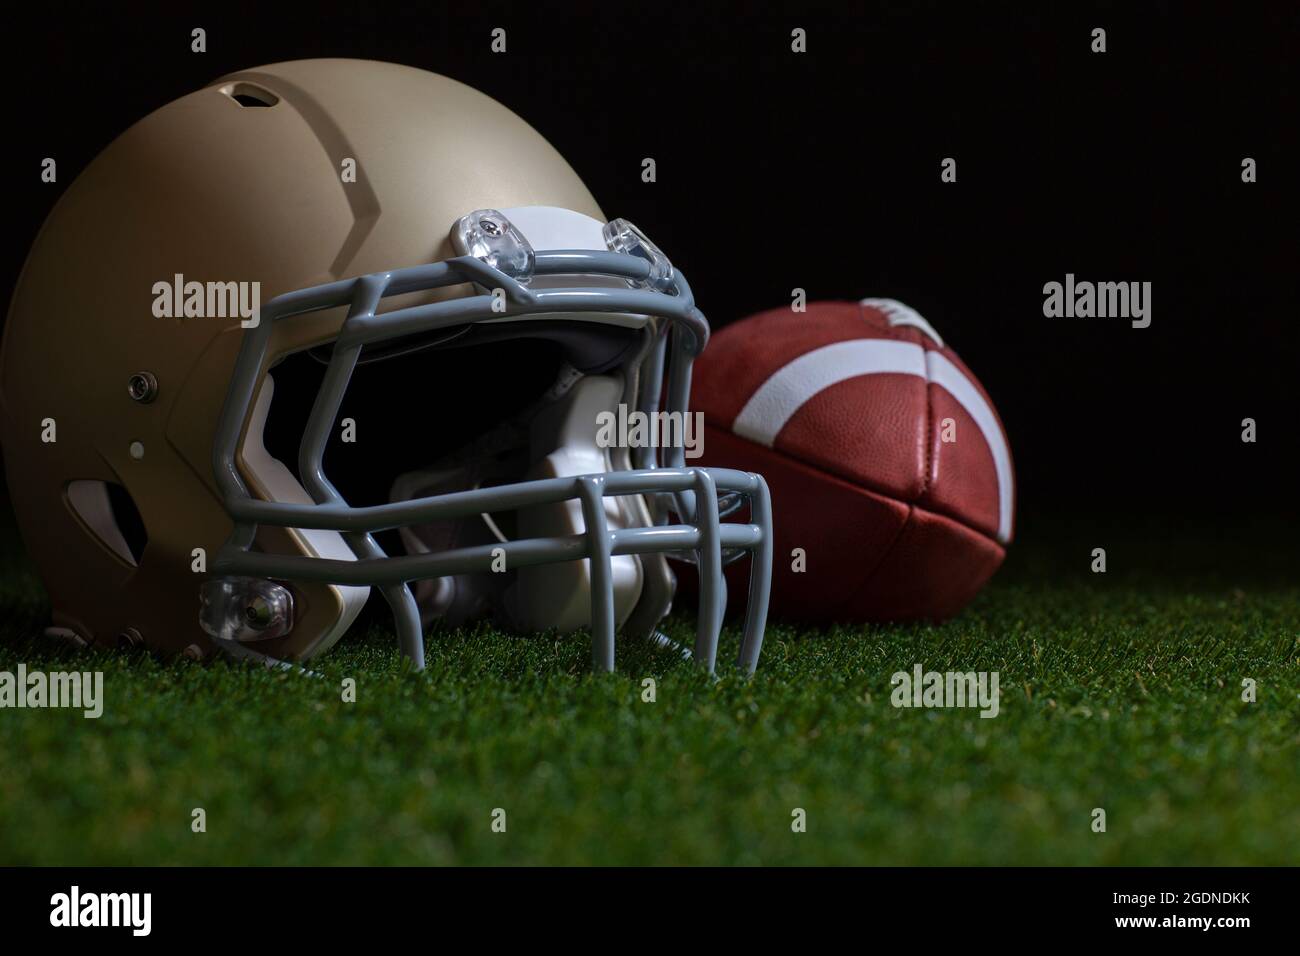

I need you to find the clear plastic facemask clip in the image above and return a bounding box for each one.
[454,209,536,283]
[602,218,675,293]
[199,577,295,644]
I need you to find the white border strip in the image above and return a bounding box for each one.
[859,297,945,347]
[925,352,1014,543]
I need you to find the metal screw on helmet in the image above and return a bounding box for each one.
[244,596,277,629]
[127,371,158,403]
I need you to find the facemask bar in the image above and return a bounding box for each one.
[209,228,772,675]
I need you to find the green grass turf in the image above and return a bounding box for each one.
[0,516,1296,865]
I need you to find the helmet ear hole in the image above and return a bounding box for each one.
[66,480,148,567]
[219,82,279,108]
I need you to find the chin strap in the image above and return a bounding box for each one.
[208,636,324,678]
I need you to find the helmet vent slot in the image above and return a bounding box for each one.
[66,480,148,567]
[220,82,279,108]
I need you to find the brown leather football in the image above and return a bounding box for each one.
[684,298,1015,623]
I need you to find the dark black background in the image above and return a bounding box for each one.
[4,0,1296,527]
